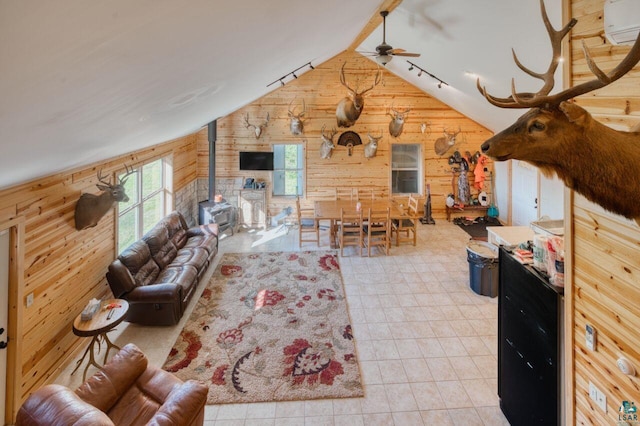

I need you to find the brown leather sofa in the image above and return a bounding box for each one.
[16,343,208,426]
[106,211,218,325]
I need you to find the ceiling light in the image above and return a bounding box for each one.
[417,70,423,77]
[376,54,392,66]
[280,80,285,86]
[438,82,442,89]
[408,65,414,71]
[292,73,297,79]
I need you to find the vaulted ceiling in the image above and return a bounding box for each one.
[0,0,563,189]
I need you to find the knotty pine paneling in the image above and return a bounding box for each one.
[197,51,493,219]
[570,1,640,422]
[0,132,198,414]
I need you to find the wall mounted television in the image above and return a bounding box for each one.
[239,151,274,170]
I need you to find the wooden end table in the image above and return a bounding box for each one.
[71,298,129,381]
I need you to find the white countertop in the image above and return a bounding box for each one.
[487,226,535,247]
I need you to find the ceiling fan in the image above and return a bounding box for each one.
[362,10,421,66]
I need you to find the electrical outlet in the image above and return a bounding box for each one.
[26,292,34,307]
[589,381,607,413]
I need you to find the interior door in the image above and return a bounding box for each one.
[0,229,9,424]
[511,160,539,226]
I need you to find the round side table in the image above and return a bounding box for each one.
[71,298,129,381]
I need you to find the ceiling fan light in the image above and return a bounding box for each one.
[376,54,392,66]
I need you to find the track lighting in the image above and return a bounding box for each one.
[406,60,448,89]
[267,62,314,87]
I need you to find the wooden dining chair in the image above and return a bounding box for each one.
[296,197,319,247]
[392,194,419,246]
[364,207,391,256]
[338,208,363,256]
[335,187,354,200]
[355,188,374,201]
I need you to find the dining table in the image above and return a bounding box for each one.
[314,199,413,248]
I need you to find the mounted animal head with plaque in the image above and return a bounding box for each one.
[244,112,270,139]
[75,165,136,230]
[477,0,640,224]
[336,62,382,128]
[288,99,306,136]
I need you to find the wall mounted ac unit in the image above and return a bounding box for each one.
[604,0,640,45]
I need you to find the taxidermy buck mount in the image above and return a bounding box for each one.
[336,62,382,128]
[75,165,136,230]
[434,127,462,156]
[364,131,383,158]
[244,112,270,139]
[288,99,306,135]
[478,0,640,224]
[388,106,410,137]
[320,125,337,159]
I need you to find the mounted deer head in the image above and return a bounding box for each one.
[364,131,383,159]
[320,125,337,159]
[388,106,410,137]
[75,165,136,230]
[434,127,461,156]
[336,62,382,128]
[288,99,306,135]
[478,0,640,224]
[244,112,270,139]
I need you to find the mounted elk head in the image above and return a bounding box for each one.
[478,0,640,224]
[75,165,136,230]
[288,99,306,135]
[320,125,337,159]
[244,112,270,139]
[364,131,383,159]
[336,62,382,128]
[388,106,410,137]
[434,127,461,156]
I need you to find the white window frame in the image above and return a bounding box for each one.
[117,156,173,253]
[390,143,423,196]
[272,143,304,197]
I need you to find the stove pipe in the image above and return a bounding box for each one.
[208,120,217,201]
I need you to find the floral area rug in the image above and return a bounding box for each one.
[162,251,364,404]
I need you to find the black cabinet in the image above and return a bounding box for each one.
[498,247,564,426]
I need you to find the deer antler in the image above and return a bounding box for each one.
[477,0,640,109]
[96,169,111,187]
[244,113,256,130]
[119,164,136,185]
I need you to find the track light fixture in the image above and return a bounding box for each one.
[267,62,314,87]
[406,61,448,89]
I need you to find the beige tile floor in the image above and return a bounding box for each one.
[55,221,509,425]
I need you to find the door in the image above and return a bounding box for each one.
[0,229,9,424]
[511,160,539,225]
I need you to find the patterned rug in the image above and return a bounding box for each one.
[162,251,364,404]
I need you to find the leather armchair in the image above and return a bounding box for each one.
[16,343,208,426]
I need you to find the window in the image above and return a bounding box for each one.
[273,144,304,196]
[391,144,422,195]
[117,157,173,253]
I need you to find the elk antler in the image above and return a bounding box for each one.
[477,0,640,109]
[339,62,382,96]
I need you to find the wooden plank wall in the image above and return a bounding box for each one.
[196,51,493,217]
[0,133,197,418]
[569,0,640,424]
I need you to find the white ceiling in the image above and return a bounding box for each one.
[0,0,563,189]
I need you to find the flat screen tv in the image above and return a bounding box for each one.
[239,151,274,171]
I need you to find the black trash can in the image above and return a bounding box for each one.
[466,241,499,297]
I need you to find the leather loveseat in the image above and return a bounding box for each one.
[16,343,208,426]
[106,211,218,325]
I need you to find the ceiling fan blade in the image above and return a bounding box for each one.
[388,48,406,54]
[356,50,379,57]
[392,52,421,57]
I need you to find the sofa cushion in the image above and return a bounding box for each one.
[162,211,189,250]
[143,225,177,269]
[156,264,198,288]
[118,241,160,287]
[169,247,209,273]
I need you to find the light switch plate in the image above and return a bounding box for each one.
[586,324,596,351]
[589,381,607,413]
